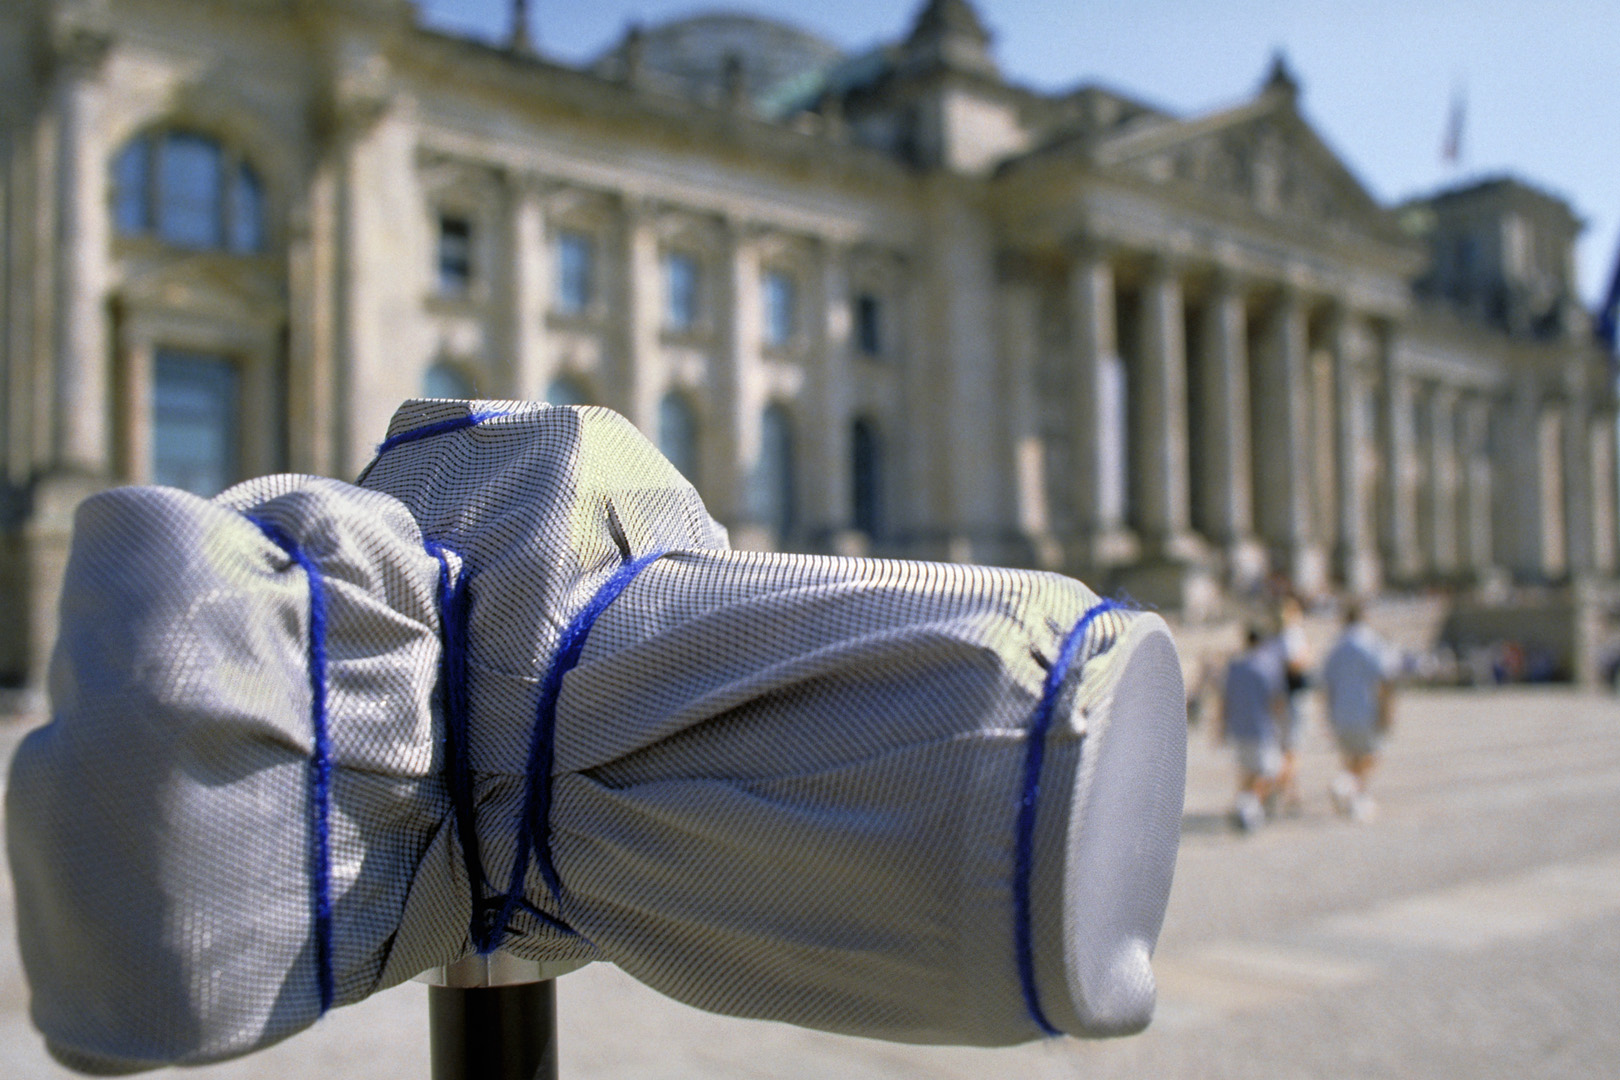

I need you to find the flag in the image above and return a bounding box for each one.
[1441,85,1466,167]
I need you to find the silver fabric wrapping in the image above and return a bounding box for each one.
[7,401,1186,1072]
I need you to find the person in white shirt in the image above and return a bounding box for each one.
[1321,601,1396,822]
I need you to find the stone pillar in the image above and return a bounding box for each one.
[1000,278,1055,566]
[1590,411,1619,576]
[506,176,549,401]
[1427,386,1460,578]
[1494,379,1549,581]
[50,30,113,475]
[713,218,760,528]
[1538,400,1568,580]
[1254,286,1320,589]
[286,158,339,477]
[1379,329,1421,583]
[1067,242,1133,567]
[1330,309,1378,594]
[619,195,662,437]
[1458,394,1495,579]
[1132,257,1196,558]
[1562,395,1595,576]
[115,332,154,485]
[924,192,1004,563]
[807,239,852,547]
[1195,271,1258,582]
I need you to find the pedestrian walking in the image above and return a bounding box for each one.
[1322,601,1396,822]
[1273,594,1312,815]
[1217,627,1288,832]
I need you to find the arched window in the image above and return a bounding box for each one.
[852,416,883,538]
[422,362,476,400]
[747,403,795,538]
[112,130,264,254]
[545,375,592,407]
[658,391,700,486]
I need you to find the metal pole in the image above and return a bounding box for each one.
[420,954,579,1080]
[429,980,555,1080]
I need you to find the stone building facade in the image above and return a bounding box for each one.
[2,0,1616,690]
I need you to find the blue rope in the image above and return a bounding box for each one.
[1013,598,1122,1037]
[425,542,496,952]
[483,549,667,954]
[373,409,510,458]
[249,516,336,1016]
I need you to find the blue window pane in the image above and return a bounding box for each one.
[747,403,794,536]
[153,350,237,497]
[557,231,593,314]
[545,376,591,407]
[665,251,699,331]
[856,293,882,356]
[763,271,795,348]
[229,162,264,254]
[438,216,473,295]
[113,137,148,235]
[423,362,476,399]
[658,392,699,486]
[157,133,223,249]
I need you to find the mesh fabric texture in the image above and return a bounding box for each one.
[7,400,1186,1072]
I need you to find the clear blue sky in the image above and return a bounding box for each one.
[419,0,1620,309]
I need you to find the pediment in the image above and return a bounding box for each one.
[118,253,287,328]
[1091,97,1398,239]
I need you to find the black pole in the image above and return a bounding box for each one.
[429,980,557,1080]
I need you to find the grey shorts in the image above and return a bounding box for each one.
[1234,738,1283,778]
[1335,726,1381,759]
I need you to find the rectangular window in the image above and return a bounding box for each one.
[437,215,473,295]
[153,349,237,497]
[665,251,700,332]
[855,293,882,356]
[763,270,795,349]
[556,230,594,314]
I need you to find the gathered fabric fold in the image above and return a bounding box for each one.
[8,400,1186,1073]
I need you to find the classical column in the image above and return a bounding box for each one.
[1562,395,1595,576]
[1133,257,1196,558]
[999,277,1054,565]
[1456,394,1494,577]
[1067,241,1132,566]
[618,195,662,436]
[50,28,113,475]
[1378,328,1421,583]
[115,331,154,485]
[1195,272,1253,540]
[1330,309,1378,593]
[505,176,549,401]
[713,218,760,528]
[1590,411,1619,576]
[1426,386,1461,578]
[286,157,339,477]
[1253,285,1316,586]
[807,237,851,545]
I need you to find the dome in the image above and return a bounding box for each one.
[596,13,845,107]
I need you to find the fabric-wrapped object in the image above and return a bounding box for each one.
[7,400,1187,1073]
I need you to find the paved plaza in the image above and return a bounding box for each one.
[2,685,1618,1079]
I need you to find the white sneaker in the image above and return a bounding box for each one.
[1349,794,1377,823]
[1234,793,1266,833]
[1329,772,1358,817]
